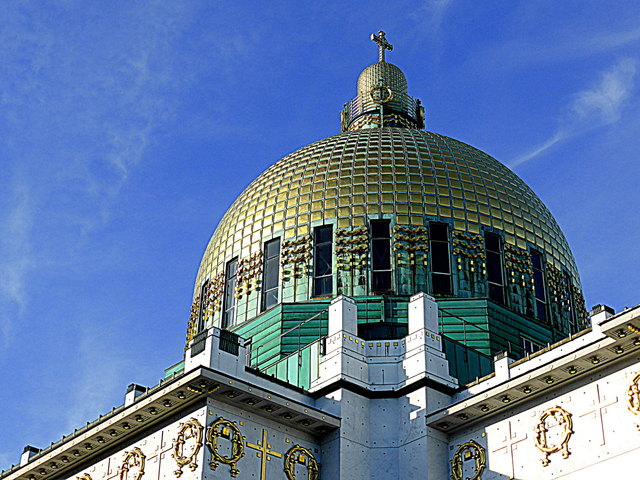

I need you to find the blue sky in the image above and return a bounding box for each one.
[1,0,639,469]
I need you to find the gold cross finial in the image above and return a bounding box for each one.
[370,30,393,62]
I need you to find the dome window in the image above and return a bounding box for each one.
[371,220,392,293]
[562,271,577,333]
[261,238,281,312]
[531,250,548,322]
[485,232,505,304]
[222,258,238,328]
[313,226,333,297]
[196,282,209,332]
[429,222,452,296]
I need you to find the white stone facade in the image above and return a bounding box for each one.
[3,297,640,480]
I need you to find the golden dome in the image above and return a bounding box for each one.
[196,127,580,298]
[357,62,408,96]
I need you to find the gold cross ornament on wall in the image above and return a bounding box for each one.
[246,429,282,480]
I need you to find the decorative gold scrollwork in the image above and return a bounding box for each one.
[76,475,93,480]
[450,439,486,480]
[627,372,640,429]
[119,447,145,480]
[172,417,204,477]
[283,445,319,480]
[205,417,246,478]
[534,406,573,466]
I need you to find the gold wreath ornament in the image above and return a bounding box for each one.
[119,448,145,480]
[450,439,486,480]
[534,406,573,466]
[172,417,204,477]
[627,372,640,429]
[283,445,319,480]
[205,417,246,478]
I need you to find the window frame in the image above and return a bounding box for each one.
[484,231,505,305]
[261,237,281,312]
[429,222,452,296]
[530,249,548,322]
[313,225,333,297]
[222,257,238,329]
[370,219,393,293]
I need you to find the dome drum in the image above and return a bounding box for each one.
[341,91,423,132]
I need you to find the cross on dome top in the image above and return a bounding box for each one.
[370,30,393,62]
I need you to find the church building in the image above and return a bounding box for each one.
[3,31,640,480]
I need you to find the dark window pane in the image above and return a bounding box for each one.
[371,220,390,238]
[314,276,332,296]
[264,290,278,310]
[264,257,279,289]
[489,283,504,303]
[227,260,237,277]
[372,239,391,270]
[371,220,392,293]
[315,244,332,276]
[536,301,547,322]
[373,271,392,292]
[486,251,502,283]
[197,282,208,331]
[261,238,281,312]
[531,251,542,270]
[222,258,238,328]
[530,250,547,321]
[432,273,452,295]
[563,273,575,328]
[431,242,450,273]
[429,222,449,241]
[485,233,500,252]
[265,239,280,258]
[315,226,332,244]
[313,225,333,297]
[533,270,545,301]
[429,222,452,297]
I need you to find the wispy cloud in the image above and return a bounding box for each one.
[510,58,637,167]
[418,0,452,33]
[472,25,640,72]
[0,179,35,344]
[0,181,33,306]
[0,3,200,335]
[64,327,130,431]
[405,0,452,58]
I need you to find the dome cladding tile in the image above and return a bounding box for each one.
[357,62,408,96]
[196,127,580,296]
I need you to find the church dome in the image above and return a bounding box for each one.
[188,32,586,347]
[196,128,580,286]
